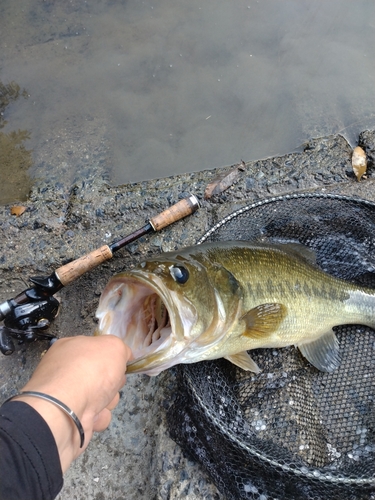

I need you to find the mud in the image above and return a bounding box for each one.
[1,129,375,499]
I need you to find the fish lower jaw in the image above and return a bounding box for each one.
[126,365,166,376]
[126,344,184,376]
[126,359,167,376]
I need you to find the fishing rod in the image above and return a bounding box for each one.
[0,194,200,355]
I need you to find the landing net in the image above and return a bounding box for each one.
[167,193,375,500]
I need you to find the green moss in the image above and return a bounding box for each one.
[0,81,28,129]
[0,80,32,203]
[0,130,33,203]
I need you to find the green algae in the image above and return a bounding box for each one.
[0,81,28,127]
[0,80,32,204]
[0,129,33,203]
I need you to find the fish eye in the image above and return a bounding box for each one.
[169,265,189,284]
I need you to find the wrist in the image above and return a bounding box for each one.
[14,394,81,473]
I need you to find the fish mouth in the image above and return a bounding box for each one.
[95,272,195,375]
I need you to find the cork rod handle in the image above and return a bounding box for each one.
[54,195,199,286]
[55,245,113,286]
[149,195,200,231]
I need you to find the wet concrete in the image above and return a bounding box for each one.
[0,129,375,499]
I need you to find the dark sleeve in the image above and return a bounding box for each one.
[0,400,63,500]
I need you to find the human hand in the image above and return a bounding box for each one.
[17,335,132,472]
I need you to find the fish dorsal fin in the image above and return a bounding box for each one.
[224,352,261,373]
[298,331,340,372]
[241,303,287,339]
[274,242,317,265]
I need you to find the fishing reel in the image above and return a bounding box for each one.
[0,277,61,355]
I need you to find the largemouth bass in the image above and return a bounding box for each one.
[95,241,375,376]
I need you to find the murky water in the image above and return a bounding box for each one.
[0,0,374,203]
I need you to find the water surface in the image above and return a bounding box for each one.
[0,0,374,202]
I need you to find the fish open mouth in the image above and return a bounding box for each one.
[96,277,174,361]
[140,293,171,347]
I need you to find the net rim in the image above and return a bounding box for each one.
[197,192,375,245]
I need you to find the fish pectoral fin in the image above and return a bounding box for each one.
[241,303,287,339]
[224,352,261,373]
[298,331,340,372]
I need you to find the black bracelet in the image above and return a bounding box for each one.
[3,391,85,448]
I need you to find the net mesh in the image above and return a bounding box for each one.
[167,193,375,500]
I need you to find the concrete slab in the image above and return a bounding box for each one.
[1,129,374,499]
